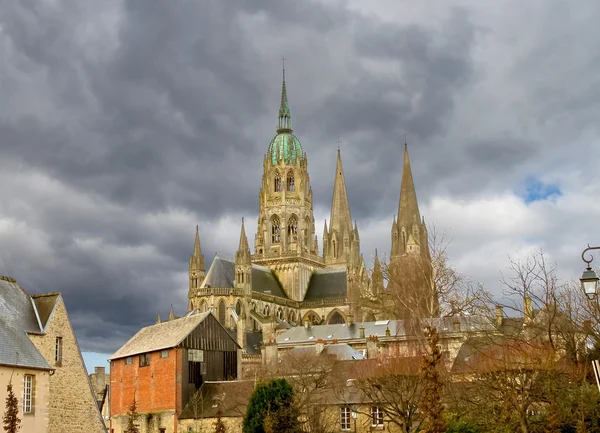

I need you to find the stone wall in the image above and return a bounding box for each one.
[89,366,110,422]
[0,365,50,433]
[178,415,242,433]
[29,295,107,433]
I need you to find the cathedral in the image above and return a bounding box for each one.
[185,69,437,350]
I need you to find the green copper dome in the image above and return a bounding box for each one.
[268,132,303,165]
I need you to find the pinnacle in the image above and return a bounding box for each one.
[397,143,421,230]
[238,217,249,251]
[329,149,352,238]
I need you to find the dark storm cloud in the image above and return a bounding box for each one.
[3,0,596,354]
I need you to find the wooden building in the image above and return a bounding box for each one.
[109,311,241,433]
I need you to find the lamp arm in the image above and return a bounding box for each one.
[582,245,600,267]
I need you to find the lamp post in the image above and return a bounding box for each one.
[580,245,600,299]
[352,408,358,433]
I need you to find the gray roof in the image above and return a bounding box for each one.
[110,312,211,360]
[303,268,346,301]
[201,256,288,299]
[277,316,495,345]
[286,343,364,361]
[0,277,52,370]
[202,256,236,288]
[180,381,255,419]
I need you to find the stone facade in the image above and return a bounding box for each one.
[28,294,107,433]
[185,70,436,357]
[89,366,110,423]
[0,366,50,433]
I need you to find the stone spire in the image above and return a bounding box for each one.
[329,149,352,236]
[372,249,383,296]
[156,312,161,324]
[189,225,206,293]
[168,305,175,321]
[397,143,421,230]
[277,62,292,133]
[236,218,251,265]
[325,149,359,266]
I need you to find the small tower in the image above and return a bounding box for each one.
[189,225,206,291]
[235,218,252,294]
[324,149,360,267]
[371,249,383,296]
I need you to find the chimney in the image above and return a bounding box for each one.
[495,305,503,327]
[95,367,106,390]
[315,339,325,355]
[524,297,533,325]
[366,336,378,359]
[263,339,278,367]
[304,317,311,330]
[359,324,365,339]
[347,312,354,326]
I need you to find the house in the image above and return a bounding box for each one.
[0,275,107,433]
[109,311,241,433]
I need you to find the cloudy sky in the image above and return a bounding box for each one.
[1,0,599,364]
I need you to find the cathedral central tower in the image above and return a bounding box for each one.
[253,67,320,300]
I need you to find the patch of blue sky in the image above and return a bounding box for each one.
[519,177,563,204]
[82,352,111,374]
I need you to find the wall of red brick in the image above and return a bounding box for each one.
[110,348,177,419]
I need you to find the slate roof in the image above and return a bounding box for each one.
[303,268,347,301]
[110,312,211,360]
[277,316,494,345]
[226,330,263,355]
[179,380,255,419]
[286,343,364,361]
[0,277,52,370]
[201,256,288,299]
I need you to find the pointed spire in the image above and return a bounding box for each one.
[374,248,380,266]
[329,148,352,238]
[193,225,201,258]
[238,218,249,251]
[156,312,162,324]
[397,143,421,230]
[169,305,175,321]
[277,59,292,133]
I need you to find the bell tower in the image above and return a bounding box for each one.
[253,66,321,301]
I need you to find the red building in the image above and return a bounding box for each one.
[109,311,241,433]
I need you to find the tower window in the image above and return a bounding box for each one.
[271,216,281,243]
[55,337,63,365]
[287,215,298,242]
[274,173,282,192]
[218,300,226,325]
[286,172,295,192]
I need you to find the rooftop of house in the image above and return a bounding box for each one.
[0,276,57,370]
[179,380,255,419]
[110,311,211,360]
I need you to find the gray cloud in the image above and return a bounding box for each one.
[1,0,599,353]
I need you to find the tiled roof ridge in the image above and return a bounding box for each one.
[0,275,17,282]
[214,253,235,262]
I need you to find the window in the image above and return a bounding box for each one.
[55,337,63,365]
[126,356,133,365]
[23,375,34,414]
[340,407,351,431]
[161,350,169,358]
[287,215,298,242]
[274,173,282,192]
[140,353,150,367]
[159,429,166,433]
[218,300,226,325]
[271,216,281,244]
[371,406,384,427]
[286,171,295,191]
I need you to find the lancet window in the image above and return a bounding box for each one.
[286,171,295,192]
[287,215,298,242]
[274,173,282,192]
[271,215,281,243]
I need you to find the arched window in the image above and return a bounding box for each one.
[271,216,281,243]
[328,311,345,325]
[277,308,284,320]
[286,171,295,192]
[218,300,226,325]
[332,239,337,258]
[235,300,242,316]
[263,304,270,317]
[199,300,208,313]
[287,215,298,242]
[274,173,282,192]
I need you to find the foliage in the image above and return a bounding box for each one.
[242,378,300,433]
[214,408,226,433]
[124,397,139,433]
[3,383,20,433]
[419,326,447,433]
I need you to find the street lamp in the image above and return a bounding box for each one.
[581,245,600,299]
[351,407,358,433]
